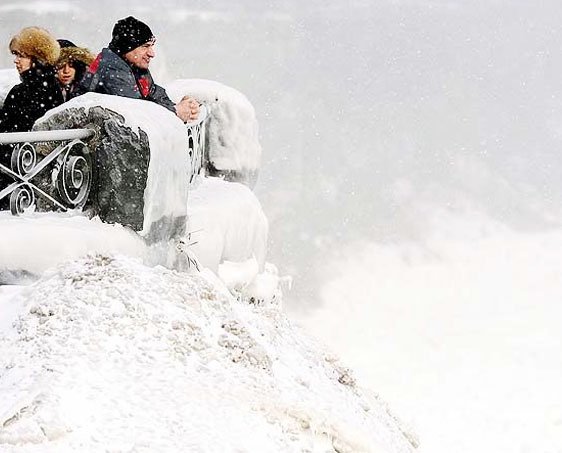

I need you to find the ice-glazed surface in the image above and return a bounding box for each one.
[167,79,261,177]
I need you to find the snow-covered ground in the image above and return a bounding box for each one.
[0,253,415,452]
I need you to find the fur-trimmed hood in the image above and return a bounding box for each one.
[9,27,60,66]
[57,46,95,68]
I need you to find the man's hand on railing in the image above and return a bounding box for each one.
[176,96,200,123]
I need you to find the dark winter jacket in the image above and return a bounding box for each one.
[78,48,175,113]
[0,63,63,133]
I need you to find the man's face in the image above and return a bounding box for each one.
[123,40,155,70]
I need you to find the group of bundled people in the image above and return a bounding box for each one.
[0,16,200,134]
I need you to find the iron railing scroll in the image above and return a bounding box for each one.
[0,105,208,215]
[0,129,94,215]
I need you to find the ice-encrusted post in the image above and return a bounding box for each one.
[166,79,262,189]
[185,104,209,184]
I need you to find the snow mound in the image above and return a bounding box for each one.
[188,176,268,272]
[0,213,145,279]
[0,254,415,452]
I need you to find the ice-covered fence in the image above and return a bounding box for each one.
[0,129,93,215]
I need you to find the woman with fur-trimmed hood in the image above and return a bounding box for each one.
[56,40,95,101]
[0,27,63,133]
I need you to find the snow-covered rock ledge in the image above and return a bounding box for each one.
[0,254,416,452]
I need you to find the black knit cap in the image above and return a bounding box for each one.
[57,39,77,49]
[108,16,154,56]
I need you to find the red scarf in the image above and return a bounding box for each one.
[137,76,150,98]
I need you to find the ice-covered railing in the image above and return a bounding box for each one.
[0,78,260,252]
[0,106,208,216]
[0,81,268,275]
[0,129,94,214]
[185,104,208,183]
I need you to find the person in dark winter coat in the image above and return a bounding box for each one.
[0,27,63,207]
[55,39,95,102]
[79,16,199,122]
[0,27,63,133]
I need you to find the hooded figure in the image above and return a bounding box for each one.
[0,27,63,133]
[78,16,176,112]
[55,41,95,101]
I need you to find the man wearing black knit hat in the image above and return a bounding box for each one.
[78,16,198,122]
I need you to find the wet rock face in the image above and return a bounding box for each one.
[33,106,150,232]
[95,115,150,231]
